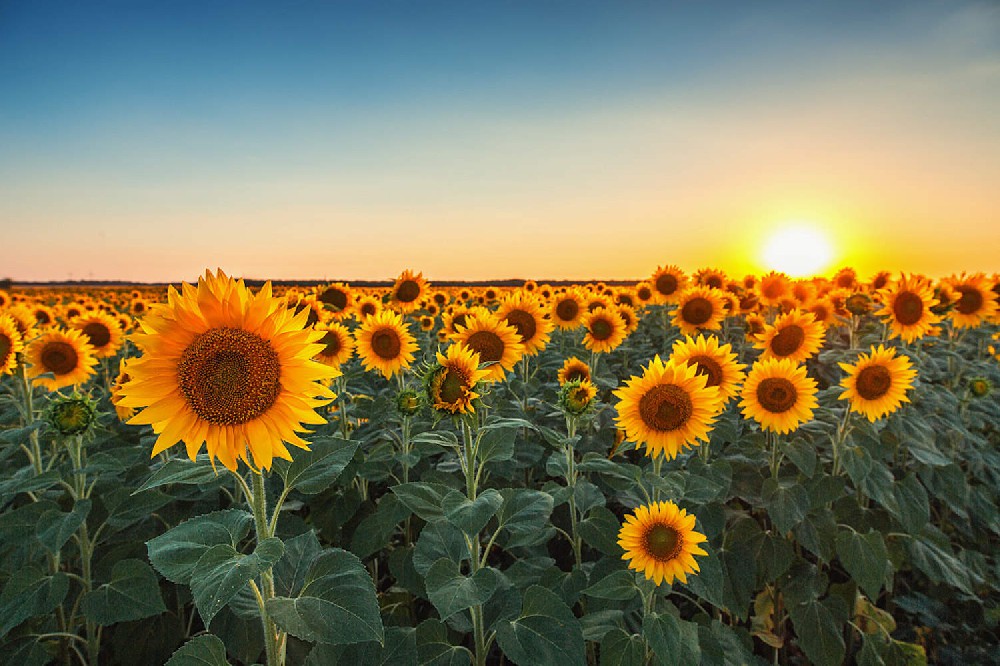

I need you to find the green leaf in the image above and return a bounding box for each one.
[577,506,622,556]
[788,598,845,666]
[835,529,891,600]
[495,586,585,666]
[36,499,91,554]
[191,537,285,626]
[392,482,453,521]
[416,618,473,666]
[891,473,930,535]
[164,634,230,666]
[784,438,817,478]
[277,436,359,494]
[82,559,167,625]
[273,530,323,597]
[425,559,501,620]
[599,628,645,666]
[102,487,173,529]
[584,570,639,601]
[267,548,384,646]
[0,500,57,544]
[907,533,974,594]
[413,519,469,576]
[442,489,502,536]
[133,455,223,494]
[147,509,254,584]
[497,489,554,548]
[351,494,410,560]
[0,567,69,638]
[761,478,809,534]
[0,469,61,504]
[334,626,418,666]
[643,612,701,666]
[477,424,518,464]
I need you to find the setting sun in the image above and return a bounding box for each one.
[761,224,836,277]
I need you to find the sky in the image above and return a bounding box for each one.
[1,0,998,283]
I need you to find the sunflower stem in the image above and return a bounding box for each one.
[460,417,488,666]
[17,361,44,475]
[832,406,852,477]
[250,471,283,666]
[564,416,582,568]
[768,430,782,480]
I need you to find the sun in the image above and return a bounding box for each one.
[761,224,835,278]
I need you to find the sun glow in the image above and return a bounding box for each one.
[761,224,835,277]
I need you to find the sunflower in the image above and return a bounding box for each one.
[613,355,722,460]
[739,358,818,434]
[453,312,524,382]
[391,269,428,313]
[290,295,325,328]
[25,328,97,391]
[130,298,149,317]
[669,334,747,404]
[791,280,817,306]
[757,271,791,307]
[5,306,35,340]
[582,308,628,354]
[315,282,354,318]
[496,291,553,355]
[672,287,727,336]
[744,313,767,341]
[650,265,688,304]
[876,274,940,343]
[0,289,10,309]
[559,378,597,416]
[833,267,859,291]
[947,273,998,329]
[118,270,338,471]
[72,311,124,358]
[869,271,892,292]
[522,279,537,293]
[355,309,419,379]
[443,307,482,337]
[615,290,635,309]
[0,315,24,375]
[634,281,655,306]
[551,289,586,329]
[618,501,708,586]
[755,310,825,364]
[419,315,435,331]
[31,304,56,328]
[425,343,488,414]
[110,358,135,421]
[838,345,917,422]
[354,294,381,320]
[805,297,837,328]
[616,303,640,335]
[313,322,354,369]
[557,356,592,385]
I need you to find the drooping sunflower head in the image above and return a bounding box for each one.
[25,328,98,391]
[650,265,688,304]
[72,311,124,359]
[755,310,826,363]
[582,308,628,354]
[0,315,25,375]
[557,356,592,386]
[118,270,338,471]
[757,271,792,307]
[391,269,428,313]
[425,343,488,414]
[669,334,747,404]
[313,322,354,370]
[315,282,354,317]
[946,273,998,329]
[838,345,917,422]
[739,358,818,434]
[613,355,723,460]
[559,378,598,416]
[551,289,586,329]
[497,291,553,355]
[876,274,940,343]
[453,312,524,382]
[618,501,708,586]
[845,293,872,316]
[356,308,419,379]
[743,313,767,341]
[672,287,726,336]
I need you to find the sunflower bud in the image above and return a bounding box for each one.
[46,393,98,437]
[969,377,992,398]
[396,388,423,417]
[559,379,597,417]
[845,293,871,316]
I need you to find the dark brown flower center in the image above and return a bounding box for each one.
[704,275,724,290]
[810,304,829,322]
[0,333,12,364]
[756,377,797,413]
[318,287,348,310]
[687,355,723,388]
[681,297,713,326]
[556,299,579,322]
[41,341,79,375]
[177,327,281,425]
[395,279,421,303]
[856,365,891,400]
[770,324,805,357]
[892,291,923,325]
[565,364,589,382]
[437,367,468,404]
[504,309,537,343]
[82,322,112,349]
[35,310,52,325]
[451,312,470,333]
[638,384,693,432]
[655,273,678,296]
[637,286,652,301]
[360,302,377,317]
[761,279,785,300]
[319,331,342,357]
[466,330,504,363]
[644,523,682,561]
[371,329,402,359]
[590,317,614,341]
[955,286,984,315]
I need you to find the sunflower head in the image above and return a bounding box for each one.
[551,289,586,329]
[557,356,592,386]
[947,273,998,328]
[315,282,354,316]
[0,315,24,376]
[356,309,419,379]
[26,328,98,392]
[110,359,135,421]
[754,310,825,364]
[424,343,488,414]
[739,358,818,434]
[497,291,553,355]
[313,322,354,370]
[395,388,424,417]
[838,345,917,422]
[72,311,124,359]
[673,287,726,336]
[845,293,872,316]
[969,377,992,398]
[391,269,428,313]
[618,501,708,586]
[46,392,99,438]
[757,271,791,306]
[582,308,628,354]
[453,312,524,382]
[669,334,746,404]
[559,378,598,417]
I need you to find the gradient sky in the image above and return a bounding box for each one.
[1,0,998,282]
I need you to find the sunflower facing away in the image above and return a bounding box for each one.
[72,310,124,358]
[669,334,747,404]
[876,274,940,343]
[25,327,98,391]
[946,273,998,329]
[313,322,354,369]
[838,345,917,422]
[496,291,553,355]
[739,358,818,434]
[672,287,727,336]
[582,308,628,354]
[754,310,826,364]
[425,343,488,414]
[356,309,419,379]
[118,270,337,471]
[453,312,525,382]
[613,355,723,460]
[557,356,591,385]
[390,269,428,313]
[0,315,24,375]
[618,500,708,586]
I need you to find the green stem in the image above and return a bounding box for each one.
[17,363,43,475]
[460,418,487,666]
[250,472,283,666]
[768,430,782,480]
[832,406,852,477]
[565,416,582,568]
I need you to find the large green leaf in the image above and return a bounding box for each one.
[164,634,230,666]
[477,423,519,464]
[351,494,410,559]
[36,498,91,554]
[147,509,254,584]
[907,533,975,594]
[191,537,285,626]
[497,489,554,548]
[789,598,845,666]
[495,586,585,666]
[82,559,167,625]
[133,455,223,493]
[267,548,384,646]
[599,628,645,666]
[584,570,639,601]
[892,473,930,535]
[276,436,359,494]
[273,530,322,597]
[425,559,501,620]
[643,612,701,666]
[329,626,418,666]
[413,519,469,575]
[442,488,502,536]
[392,482,453,521]
[0,566,69,638]
[415,619,473,666]
[835,528,890,600]
[102,487,173,529]
[761,478,809,534]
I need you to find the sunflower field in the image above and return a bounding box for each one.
[1,267,998,666]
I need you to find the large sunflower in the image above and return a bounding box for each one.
[390,269,428,313]
[613,355,722,460]
[672,287,727,336]
[582,308,628,354]
[876,274,940,343]
[453,312,524,382]
[551,289,586,329]
[618,501,708,586]
[669,334,746,404]
[72,311,124,358]
[425,343,488,414]
[947,273,998,329]
[739,358,818,434]
[0,315,24,375]
[26,328,97,391]
[496,291,553,355]
[838,345,916,422]
[754,310,825,364]
[313,322,354,369]
[557,356,592,385]
[355,309,418,379]
[650,265,688,304]
[119,270,337,471]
